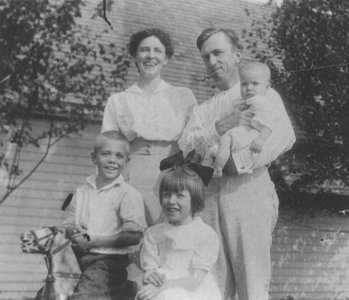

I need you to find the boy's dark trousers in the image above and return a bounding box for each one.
[70,251,138,300]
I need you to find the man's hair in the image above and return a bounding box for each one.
[128,28,174,59]
[94,131,130,154]
[239,61,271,82]
[159,165,205,216]
[197,27,243,51]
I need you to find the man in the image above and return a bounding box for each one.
[179,28,295,300]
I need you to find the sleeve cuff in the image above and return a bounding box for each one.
[122,221,145,233]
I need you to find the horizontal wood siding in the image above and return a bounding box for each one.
[0,121,98,300]
[270,214,349,299]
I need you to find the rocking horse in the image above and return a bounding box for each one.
[20,226,81,300]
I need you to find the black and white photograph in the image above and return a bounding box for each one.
[0,0,348,299]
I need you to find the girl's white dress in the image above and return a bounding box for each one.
[142,217,222,300]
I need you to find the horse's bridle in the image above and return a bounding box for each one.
[28,227,81,281]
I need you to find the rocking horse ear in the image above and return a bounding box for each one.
[61,193,73,211]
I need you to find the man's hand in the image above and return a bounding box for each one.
[64,226,81,239]
[250,136,266,153]
[136,284,161,300]
[71,233,92,253]
[215,102,254,136]
[144,271,166,287]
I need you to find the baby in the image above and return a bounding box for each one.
[213,61,275,176]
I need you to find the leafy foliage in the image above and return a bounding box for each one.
[0,0,130,204]
[243,0,349,194]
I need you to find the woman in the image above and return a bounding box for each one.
[102,28,196,226]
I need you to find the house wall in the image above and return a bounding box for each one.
[1,122,349,300]
[77,0,273,103]
[271,213,349,299]
[0,121,98,300]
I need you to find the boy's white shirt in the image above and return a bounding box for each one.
[64,174,146,255]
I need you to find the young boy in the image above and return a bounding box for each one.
[63,130,146,300]
[211,62,276,176]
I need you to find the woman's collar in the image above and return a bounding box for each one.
[126,79,171,95]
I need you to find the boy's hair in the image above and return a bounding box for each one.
[159,166,205,216]
[94,131,130,154]
[239,61,271,82]
[128,28,174,59]
[197,27,243,52]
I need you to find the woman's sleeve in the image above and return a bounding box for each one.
[192,227,219,271]
[141,228,161,271]
[178,104,221,157]
[102,95,120,132]
[252,89,296,168]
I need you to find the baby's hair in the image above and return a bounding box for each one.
[94,131,130,154]
[159,165,205,216]
[239,61,271,82]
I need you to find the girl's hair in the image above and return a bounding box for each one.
[159,166,205,216]
[128,28,174,59]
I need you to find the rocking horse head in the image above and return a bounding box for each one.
[20,226,81,300]
[21,226,59,254]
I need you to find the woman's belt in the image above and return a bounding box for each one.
[130,138,179,156]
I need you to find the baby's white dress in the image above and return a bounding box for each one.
[142,217,222,300]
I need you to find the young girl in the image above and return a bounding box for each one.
[136,165,222,300]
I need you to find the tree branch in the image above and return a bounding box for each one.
[0,121,53,205]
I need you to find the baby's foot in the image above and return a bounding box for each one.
[202,151,215,167]
[213,168,223,178]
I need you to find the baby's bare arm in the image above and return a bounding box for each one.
[250,126,272,153]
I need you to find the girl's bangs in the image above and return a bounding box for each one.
[160,167,198,195]
[160,170,188,194]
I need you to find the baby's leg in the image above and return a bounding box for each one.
[214,134,233,177]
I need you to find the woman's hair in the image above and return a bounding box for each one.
[128,28,174,59]
[159,166,205,216]
[196,27,243,52]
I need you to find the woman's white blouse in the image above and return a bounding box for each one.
[102,80,196,141]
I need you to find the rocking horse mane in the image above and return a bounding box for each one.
[20,226,81,300]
